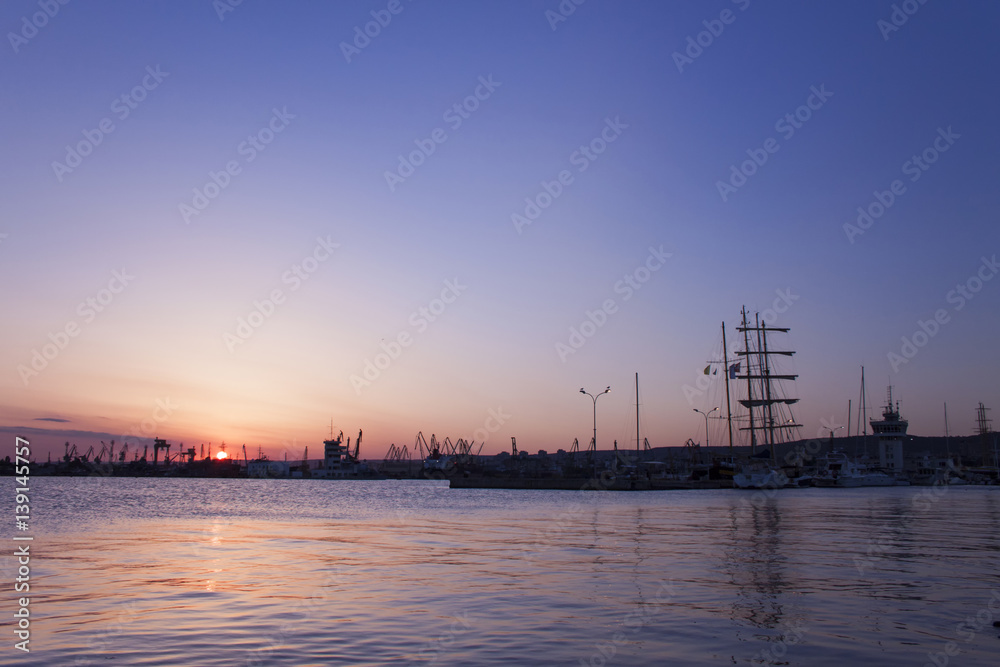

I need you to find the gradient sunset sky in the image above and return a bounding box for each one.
[2,0,998,461]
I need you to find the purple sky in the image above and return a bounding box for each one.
[2,0,998,460]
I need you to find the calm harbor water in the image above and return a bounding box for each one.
[3,478,999,666]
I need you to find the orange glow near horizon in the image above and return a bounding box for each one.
[215,451,228,460]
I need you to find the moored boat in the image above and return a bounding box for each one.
[813,450,907,487]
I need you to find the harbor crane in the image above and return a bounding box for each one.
[382,443,410,475]
[152,438,170,465]
[511,436,517,456]
[98,440,116,463]
[385,443,409,462]
[414,432,431,459]
[459,439,483,463]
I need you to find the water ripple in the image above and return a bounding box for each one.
[1,480,998,665]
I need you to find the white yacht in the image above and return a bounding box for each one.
[813,451,905,487]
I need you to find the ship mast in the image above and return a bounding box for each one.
[755,313,767,448]
[740,306,756,453]
[847,399,852,445]
[944,402,951,458]
[760,312,776,453]
[735,308,801,458]
[722,321,734,458]
[635,372,640,462]
[977,402,993,466]
[859,367,868,458]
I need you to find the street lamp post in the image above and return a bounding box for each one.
[580,386,611,451]
[693,407,719,450]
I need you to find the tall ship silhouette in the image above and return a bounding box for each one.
[730,306,802,489]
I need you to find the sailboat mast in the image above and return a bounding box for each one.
[722,321,734,458]
[861,366,868,458]
[760,313,776,450]
[847,399,852,444]
[759,314,779,462]
[635,372,640,461]
[944,402,951,458]
[741,306,756,453]
[861,367,867,435]
[753,313,769,453]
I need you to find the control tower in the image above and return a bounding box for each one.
[870,387,908,472]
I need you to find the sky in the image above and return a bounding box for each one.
[2,0,998,462]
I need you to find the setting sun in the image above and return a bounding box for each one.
[215,451,228,460]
